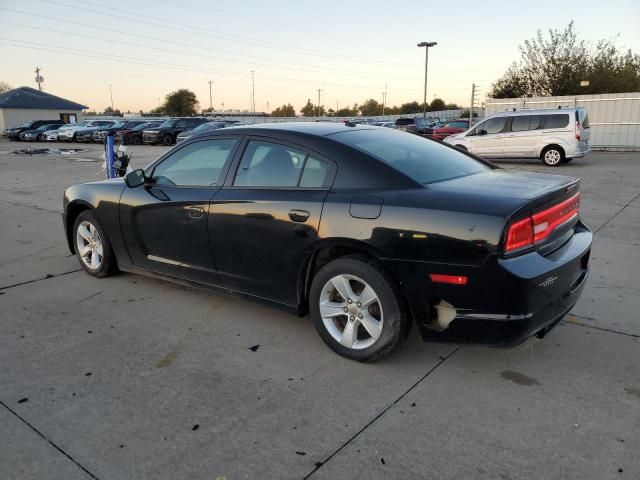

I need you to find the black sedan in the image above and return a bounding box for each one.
[62,123,592,361]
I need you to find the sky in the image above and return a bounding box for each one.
[1,0,639,113]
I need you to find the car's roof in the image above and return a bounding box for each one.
[489,107,582,117]
[222,121,377,137]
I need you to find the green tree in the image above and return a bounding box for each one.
[489,21,640,98]
[584,40,640,94]
[444,103,460,110]
[326,108,336,117]
[335,106,356,117]
[358,99,383,116]
[271,103,296,117]
[399,101,421,114]
[430,98,445,112]
[0,82,11,94]
[300,99,315,117]
[162,89,199,116]
[103,106,122,116]
[489,63,530,98]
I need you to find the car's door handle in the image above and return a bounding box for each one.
[186,206,204,218]
[288,209,310,223]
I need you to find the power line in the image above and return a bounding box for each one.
[0,19,426,81]
[43,0,422,69]
[1,37,471,92]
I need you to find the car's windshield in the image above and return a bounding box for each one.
[132,122,152,131]
[72,121,90,127]
[109,121,126,129]
[19,121,36,127]
[192,122,219,132]
[332,128,490,184]
[158,119,177,128]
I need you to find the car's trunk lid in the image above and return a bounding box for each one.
[429,170,581,255]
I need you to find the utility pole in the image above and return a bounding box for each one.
[251,71,256,117]
[382,83,388,116]
[109,84,114,111]
[34,67,44,91]
[266,101,270,113]
[208,80,214,113]
[417,42,437,118]
[317,88,323,116]
[469,83,481,128]
[469,83,475,128]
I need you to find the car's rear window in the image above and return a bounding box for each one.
[331,128,490,184]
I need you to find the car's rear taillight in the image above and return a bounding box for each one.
[505,192,580,253]
[505,217,534,253]
[575,121,581,141]
[531,192,580,242]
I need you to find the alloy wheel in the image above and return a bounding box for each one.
[319,274,383,350]
[544,149,561,165]
[76,220,104,269]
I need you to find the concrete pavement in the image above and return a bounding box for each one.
[0,140,638,479]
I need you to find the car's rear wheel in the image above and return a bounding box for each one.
[73,210,118,277]
[310,256,407,362]
[131,135,141,145]
[162,135,173,146]
[541,145,564,166]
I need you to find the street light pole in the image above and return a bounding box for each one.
[417,41,437,119]
[208,80,214,114]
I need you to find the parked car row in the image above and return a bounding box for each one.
[4,117,239,145]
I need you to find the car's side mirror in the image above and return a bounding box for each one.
[477,129,488,136]
[124,169,146,188]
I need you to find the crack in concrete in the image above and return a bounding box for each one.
[594,190,640,235]
[564,314,639,339]
[0,269,82,291]
[0,399,100,480]
[303,345,463,479]
[0,198,62,215]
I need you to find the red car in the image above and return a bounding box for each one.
[425,120,470,141]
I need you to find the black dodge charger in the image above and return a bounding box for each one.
[62,123,592,361]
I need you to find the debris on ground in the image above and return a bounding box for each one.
[10,148,86,155]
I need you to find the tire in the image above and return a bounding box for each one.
[37,134,44,141]
[72,210,118,277]
[162,135,173,146]
[309,255,408,362]
[72,133,78,142]
[541,145,565,167]
[131,135,141,145]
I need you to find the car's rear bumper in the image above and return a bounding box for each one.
[142,133,161,144]
[385,221,592,346]
[566,141,590,158]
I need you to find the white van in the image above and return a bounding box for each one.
[443,107,591,166]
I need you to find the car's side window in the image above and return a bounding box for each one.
[151,139,237,187]
[299,156,329,188]
[544,114,570,129]
[510,115,541,132]
[480,117,506,135]
[175,120,188,128]
[234,141,306,187]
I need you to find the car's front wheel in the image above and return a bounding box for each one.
[162,135,173,146]
[73,210,118,277]
[310,256,408,362]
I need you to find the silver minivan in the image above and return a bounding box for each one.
[444,107,591,166]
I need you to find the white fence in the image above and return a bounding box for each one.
[205,109,464,124]
[485,93,640,151]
